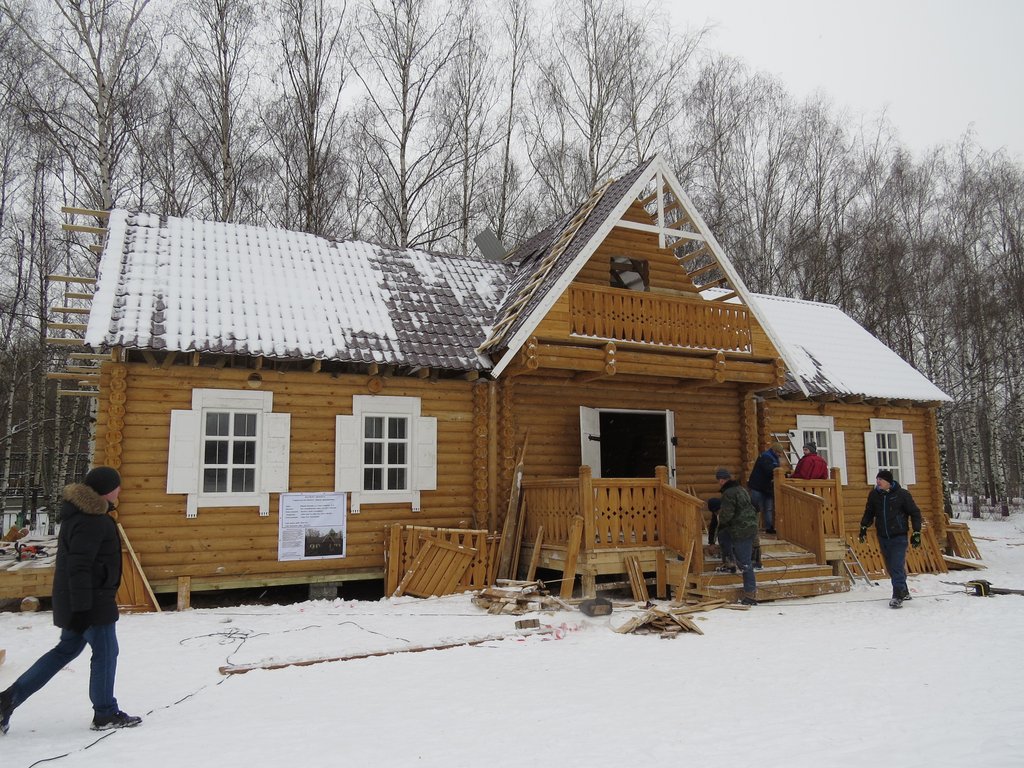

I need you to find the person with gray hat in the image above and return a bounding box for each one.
[714,467,759,605]
[859,469,923,608]
[1,466,142,735]
[791,442,829,480]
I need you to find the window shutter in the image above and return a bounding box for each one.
[832,431,847,485]
[414,416,437,491]
[167,409,201,494]
[900,433,917,486]
[864,432,878,485]
[260,413,291,495]
[335,415,359,492]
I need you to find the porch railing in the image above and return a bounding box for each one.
[775,484,827,564]
[568,283,753,352]
[775,467,845,538]
[519,466,704,572]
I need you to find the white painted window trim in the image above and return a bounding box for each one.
[864,418,916,486]
[167,388,291,518]
[787,415,847,484]
[335,395,437,513]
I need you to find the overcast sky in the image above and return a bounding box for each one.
[670,0,1023,160]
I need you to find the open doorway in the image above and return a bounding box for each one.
[579,407,676,485]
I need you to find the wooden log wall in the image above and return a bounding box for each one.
[499,371,752,512]
[760,399,947,537]
[93,362,487,593]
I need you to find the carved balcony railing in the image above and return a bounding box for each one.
[568,284,752,352]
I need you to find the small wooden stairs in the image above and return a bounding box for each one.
[671,535,850,603]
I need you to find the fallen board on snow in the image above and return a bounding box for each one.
[219,627,555,675]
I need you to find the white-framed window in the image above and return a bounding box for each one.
[864,418,916,486]
[335,396,437,513]
[167,389,291,518]
[787,415,847,483]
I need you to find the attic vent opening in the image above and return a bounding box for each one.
[610,256,649,292]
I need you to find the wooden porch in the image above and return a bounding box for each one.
[517,465,850,602]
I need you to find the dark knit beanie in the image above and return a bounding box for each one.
[707,497,721,512]
[804,442,817,453]
[715,467,732,480]
[85,466,121,495]
[876,469,895,485]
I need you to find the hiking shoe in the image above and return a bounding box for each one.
[899,591,912,601]
[1,687,13,734]
[91,710,142,731]
[740,596,758,606]
[889,597,903,609]
[715,565,737,573]
[765,528,777,535]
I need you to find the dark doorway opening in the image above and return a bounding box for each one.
[599,412,668,478]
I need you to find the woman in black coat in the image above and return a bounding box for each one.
[1,467,142,734]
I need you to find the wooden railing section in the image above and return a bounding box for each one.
[520,466,704,572]
[568,283,753,352]
[776,484,828,564]
[775,467,845,539]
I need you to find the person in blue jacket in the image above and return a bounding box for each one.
[1,467,142,735]
[747,443,785,534]
[859,469,923,606]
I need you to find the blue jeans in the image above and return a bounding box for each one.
[728,536,757,597]
[749,489,774,530]
[8,623,120,716]
[879,535,909,598]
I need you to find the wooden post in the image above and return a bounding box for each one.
[579,465,594,551]
[561,515,585,599]
[525,525,545,582]
[176,576,191,611]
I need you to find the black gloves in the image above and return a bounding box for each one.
[858,527,867,544]
[68,611,91,634]
[911,531,922,548]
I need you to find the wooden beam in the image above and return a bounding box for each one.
[415,367,431,379]
[462,370,479,381]
[66,365,100,374]
[713,291,739,303]
[46,372,100,382]
[65,291,93,300]
[46,322,87,332]
[48,275,96,284]
[310,359,322,373]
[61,206,110,218]
[160,351,178,369]
[88,243,104,254]
[61,223,106,236]
[141,350,159,367]
[69,352,108,360]
[687,261,720,280]
[50,306,91,315]
[613,219,704,241]
[46,338,85,346]
[57,389,98,397]
[367,362,379,376]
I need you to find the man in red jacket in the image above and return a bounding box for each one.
[791,442,829,480]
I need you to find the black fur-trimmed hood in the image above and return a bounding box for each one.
[62,483,111,516]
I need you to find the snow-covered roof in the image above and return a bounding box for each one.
[86,211,511,370]
[748,293,951,403]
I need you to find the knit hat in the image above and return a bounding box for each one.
[85,466,121,495]
[714,467,732,480]
[876,469,895,485]
[707,497,721,512]
[804,442,817,453]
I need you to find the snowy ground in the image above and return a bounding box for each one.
[2,515,1023,768]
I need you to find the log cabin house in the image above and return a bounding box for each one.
[1,156,955,607]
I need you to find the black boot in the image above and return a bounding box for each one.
[1,687,14,734]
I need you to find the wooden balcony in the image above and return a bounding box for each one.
[568,284,753,353]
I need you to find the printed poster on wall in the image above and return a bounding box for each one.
[277,492,347,561]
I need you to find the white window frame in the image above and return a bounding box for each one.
[787,415,847,484]
[864,418,916,486]
[167,389,291,518]
[335,396,437,513]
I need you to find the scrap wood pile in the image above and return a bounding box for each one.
[613,600,736,638]
[472,580,572,614]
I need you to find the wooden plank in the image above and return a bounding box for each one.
[385,524,403,596]
[393,538,475,598]
[625,555,649,602]
[670,541,695,606]
[525,525,545,582]
[560,515,585,599]
[115,522,161,613]
[495,433,529,581]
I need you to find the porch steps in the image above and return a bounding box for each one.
[681,536,850,603]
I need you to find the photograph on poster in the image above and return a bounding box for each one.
[277,492,347,561]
